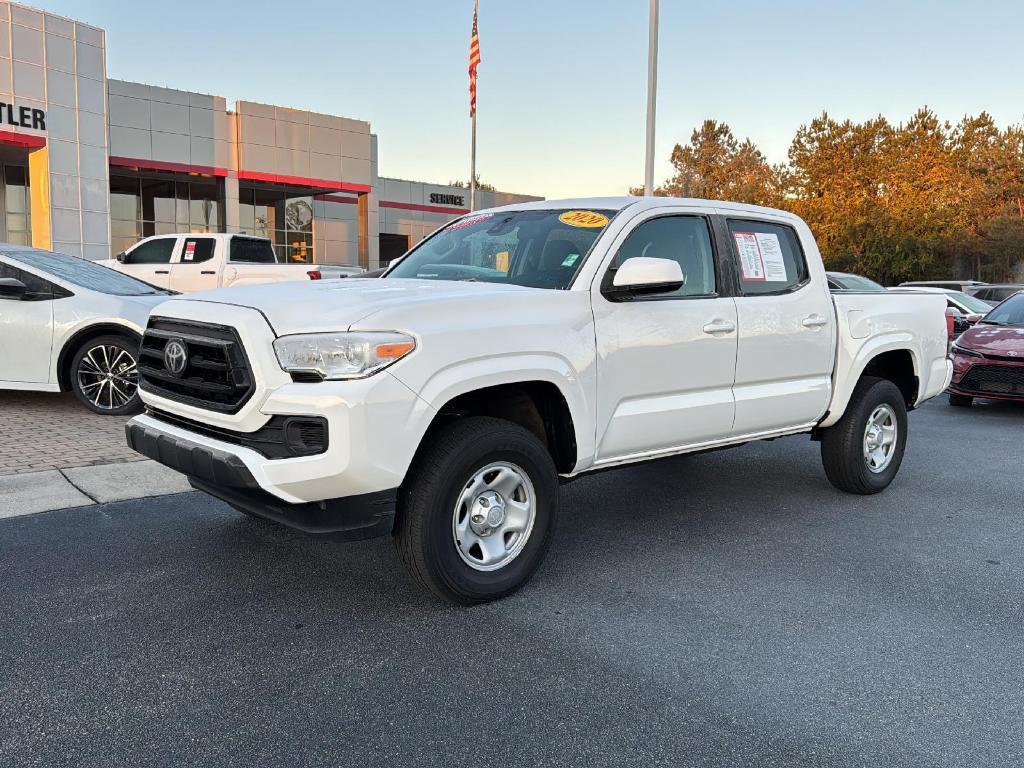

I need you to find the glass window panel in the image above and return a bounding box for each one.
[124,237,175,264]
[727,218,809,295]
[153,221,177,236]
[141,179,176,223]
[5,165,26,186]
[238,202,255,231]
[284,196,314,233]
[111,219,140,239]
[109,176,140,222]
[611,216,716,298]
[190,198,218,231]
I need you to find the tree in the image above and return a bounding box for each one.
[631,120,780,206]
[449,175,496,192]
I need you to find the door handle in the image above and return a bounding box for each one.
[201,270,216,275]
[802,314,828,328]
[702,320,736,335]
[154,270,169,274]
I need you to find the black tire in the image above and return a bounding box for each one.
[820,377,908,495]
[69,334,143,416]
[394,417,559,605]
[948,392,973,408]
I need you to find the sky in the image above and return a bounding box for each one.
[37,0,1024,200]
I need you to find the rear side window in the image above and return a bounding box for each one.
[125,238,175,264]
[180,237,215,264]
[727,219,808,295]
[230,238,277,264]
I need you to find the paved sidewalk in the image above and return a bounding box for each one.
[0,459,192,518]
[0,390,144,476]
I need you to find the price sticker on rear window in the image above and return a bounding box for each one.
[559,210,609,228]
[183,241,197,261]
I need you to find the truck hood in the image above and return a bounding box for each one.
[957,323,1024,355]
[175,278,547,335]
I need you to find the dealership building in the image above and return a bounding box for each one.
[0,1,540,268]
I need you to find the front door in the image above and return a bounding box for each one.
[120,236,178,289]
[724,215,835,434]
[169,236,218,292]
[592,211,738,462]
[0,261,55,384]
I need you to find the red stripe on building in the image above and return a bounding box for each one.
[0,129,46,149]
[109,156,228,177]
[314,193,359,204]
[238,170,371,194]
[380,200,469,216]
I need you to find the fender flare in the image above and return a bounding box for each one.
[819,334,921,429]
[55,320,143,391]
[402,352,595,470]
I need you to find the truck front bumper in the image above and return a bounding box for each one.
[126,417,397,539]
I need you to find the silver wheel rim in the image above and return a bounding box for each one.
[863,403,898,473]
[452,461,536,572]
[76,344,138,411]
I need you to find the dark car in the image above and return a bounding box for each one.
[967,284,1024,306]
[947,291,1024,406]
[826,271,886,291]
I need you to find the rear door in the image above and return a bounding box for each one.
[169,236,219,292]
[723,215,836,434]
[119,236,178,289]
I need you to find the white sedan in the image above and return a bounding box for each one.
[0,245,172,414]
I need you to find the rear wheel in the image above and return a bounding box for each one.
[948,392,973,408]
[69,335,142,416]
[820,377,908,494]
[394,417,558,605]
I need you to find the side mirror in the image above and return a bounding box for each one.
[604,257,684,299]
[0,277,27,300]
[116,251,126,263]
[965,312,984,324]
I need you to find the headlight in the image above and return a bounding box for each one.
[273,332,416,380]
[950,342,982,358]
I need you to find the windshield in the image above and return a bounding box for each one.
[948,291,992,314]
[982,293,1024,326]
[385,208,614,290]
[5,248,172,296]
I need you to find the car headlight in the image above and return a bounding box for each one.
[273,332,416,380]
[950,342,982,358]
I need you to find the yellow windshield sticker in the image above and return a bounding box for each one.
[559,210,609,228]
[495,251,510,272]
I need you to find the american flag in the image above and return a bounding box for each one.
[469,0,481,117]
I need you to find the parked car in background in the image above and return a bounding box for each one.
[947,291,1024,406]
[899,280,988,292]
[826,271,886,291]
[966,284,1024,306]
[99,233,354,292]
[892,286,993,337]
[0,245,172,414]
[125,196,952,604]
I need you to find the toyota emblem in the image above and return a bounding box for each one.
[163,339,188,376]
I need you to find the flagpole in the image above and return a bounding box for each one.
[644,0,659,196]
[470,112,477,211]
[469,0,479,211]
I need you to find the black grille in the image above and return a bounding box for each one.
[958,364,1024,396]
[147,408,327,459]
[139,318,255,414]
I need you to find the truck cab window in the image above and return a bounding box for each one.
[125,238,175,265]
[180,238,215,264]
[609,215,716,298]
[727,219,808,295]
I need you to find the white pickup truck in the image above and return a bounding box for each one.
[126,197,952,604]
[100,233,361,292]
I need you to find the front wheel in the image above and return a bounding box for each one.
[820,377,908,494]
[70,335,142,416]
[394,417,559,605]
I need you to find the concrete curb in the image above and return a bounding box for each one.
[0,460,192,519]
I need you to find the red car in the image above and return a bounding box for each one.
[948,291,1024,406]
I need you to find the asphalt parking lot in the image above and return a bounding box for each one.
[1,398,1022,768]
